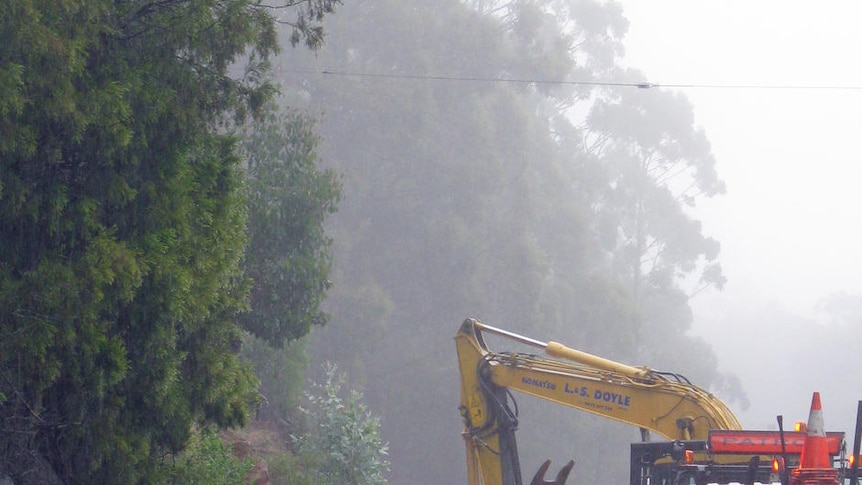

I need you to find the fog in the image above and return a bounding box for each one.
[621,0,862,437]
[278,1,862,483]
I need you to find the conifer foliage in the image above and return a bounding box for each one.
[0,1,338,482]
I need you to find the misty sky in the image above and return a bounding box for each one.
[621,1,862,319]
[619,0,862,433]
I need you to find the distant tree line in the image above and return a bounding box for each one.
[275,0,744,483]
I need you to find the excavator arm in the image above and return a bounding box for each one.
[456,318,743,485]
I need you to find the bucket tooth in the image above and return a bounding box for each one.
[529,459,574,485]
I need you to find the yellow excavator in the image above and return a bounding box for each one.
[455,318,849,485]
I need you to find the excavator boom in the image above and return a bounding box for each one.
[456,318,851,485]
[455,319,862,485]
[456,318,743,485]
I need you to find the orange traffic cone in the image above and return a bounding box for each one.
[799,392,831,469]
[793,392,838,484]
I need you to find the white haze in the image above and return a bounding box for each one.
[619,0,862,438]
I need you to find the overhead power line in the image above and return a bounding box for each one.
[279,68,862,91]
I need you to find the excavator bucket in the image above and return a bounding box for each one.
[530,459,575,485]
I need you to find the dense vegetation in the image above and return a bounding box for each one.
[0,0,340,482]
[2,0,746,484]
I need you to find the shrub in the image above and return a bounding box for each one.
[165,428,254,485]
[290,363,389,485]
